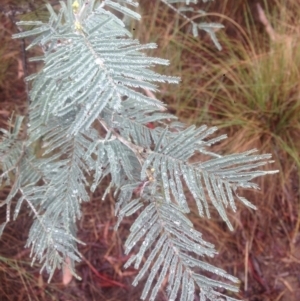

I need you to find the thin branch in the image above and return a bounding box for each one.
[256,3,277,41]
[98,118,146,166]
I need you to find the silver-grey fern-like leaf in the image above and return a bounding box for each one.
[13,0,179,137]
[117,196,240,301]
[161,0,224,50]
[140,125,277,230]
[1,1,278,300]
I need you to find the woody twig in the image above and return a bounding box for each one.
[256,3,278,41]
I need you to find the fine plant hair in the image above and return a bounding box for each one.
[0,1,277,300]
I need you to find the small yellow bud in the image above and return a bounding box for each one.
[150,168,155,172]
[74,21,82,31]
[72,0,80,12]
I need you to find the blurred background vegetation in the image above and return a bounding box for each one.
[0,0,299,300]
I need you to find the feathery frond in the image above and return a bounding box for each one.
[0,1,278,300]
